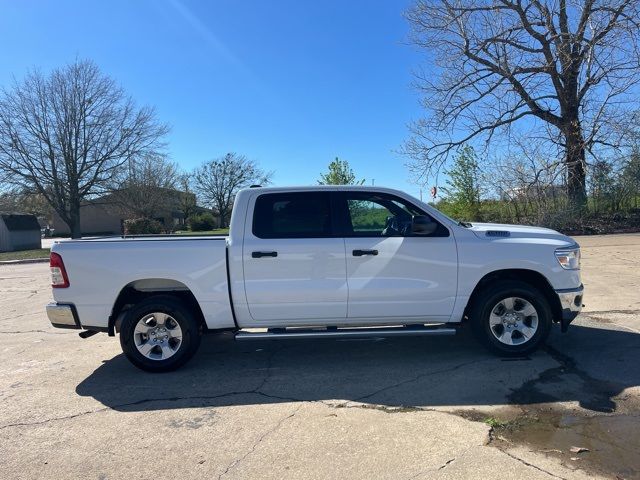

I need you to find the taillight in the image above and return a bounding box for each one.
[50,252,70,288]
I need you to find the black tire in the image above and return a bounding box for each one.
[119,295,202,372]
[469,280,552,357]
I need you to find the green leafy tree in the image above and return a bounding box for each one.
[318,157,365,185]
[188,212,216,231]
[590,160,615,213]
[623,149,640,209]
[440,146,482,221]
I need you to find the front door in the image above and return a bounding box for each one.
[242,191,348,324]
[336,191,458,322]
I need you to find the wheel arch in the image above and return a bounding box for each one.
[108,278,207,336]
[464,269,562,323]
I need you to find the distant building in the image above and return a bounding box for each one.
[51,202,123,236]
[51,187,217,236]
[0,214,42,252]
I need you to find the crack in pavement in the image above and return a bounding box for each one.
[579,316,640,333]
[407,459,456,479]
[0,390,300,430]
[0,276,40,279]
[408,449,469,479]
[0,388,443,431]
[438,457,455,470]
[354,357,495,403]
[582,309,640,316]
[499,450,568,480]
[0,330,74,335]
[0,311,44,320]
[0,290,39,296]
[216,404,303,479]
[252,344,288,393]
[438,457,456,470]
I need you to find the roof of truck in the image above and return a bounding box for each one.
[240,185,408,194]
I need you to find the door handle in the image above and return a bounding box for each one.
[352,249,378,257]
[252,251,278,258]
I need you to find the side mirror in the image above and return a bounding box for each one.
[411,215,437,235]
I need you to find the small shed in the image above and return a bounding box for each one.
[0,214,42,252]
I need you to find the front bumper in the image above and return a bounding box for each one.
[46,303,81,329]
[555,285,584,332]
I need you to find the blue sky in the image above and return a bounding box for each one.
[0,0,429,198]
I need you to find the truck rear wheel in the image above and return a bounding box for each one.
[119,295,202,372]
[470,280,552,357]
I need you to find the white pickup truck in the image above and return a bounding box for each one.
[46,186,583,371]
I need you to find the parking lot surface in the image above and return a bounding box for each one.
[1,234,639,479]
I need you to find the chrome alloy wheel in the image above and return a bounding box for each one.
[133,312,183,360]
[489,297,539,346]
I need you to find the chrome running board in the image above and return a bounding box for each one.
[235,325,457,341]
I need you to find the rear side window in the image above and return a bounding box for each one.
[252,192,332,238]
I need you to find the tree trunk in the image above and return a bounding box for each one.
[564,122,587,211]
[69,204,82,239]
[220,212,229,229]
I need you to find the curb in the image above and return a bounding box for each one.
[0,258,49,265]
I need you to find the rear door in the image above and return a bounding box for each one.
[336,191,458,322]
[242,191,348,324]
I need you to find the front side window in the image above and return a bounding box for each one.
[253,192,332,238]
[343,192,448,237]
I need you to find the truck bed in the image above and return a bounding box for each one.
[51,236,234,331]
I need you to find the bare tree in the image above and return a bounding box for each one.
[193,153,272,228]
[111,154,180,219]
[488,147,565,221]
[0,187,20,214]
[0,59,168,237]
[405,0,640,209]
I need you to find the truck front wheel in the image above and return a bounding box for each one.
[119,295,202,372]
[470,280,552,357]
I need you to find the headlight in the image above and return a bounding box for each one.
[555,246,581,270]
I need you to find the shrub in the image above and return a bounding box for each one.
[124,218,163,235]
[188,212,216,231]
